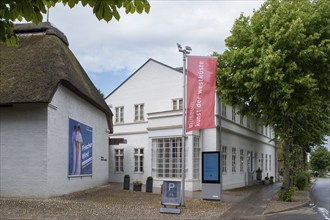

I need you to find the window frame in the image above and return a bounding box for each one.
[114,148,124,173]
[240,149,244,172]
[232,147,236,173]
[172,99,183,110]
[222,146,227,173]
[134,103,144,122]
[115,106,124,123]
[134,148,144,173]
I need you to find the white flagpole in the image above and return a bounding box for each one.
[177,43,191,207]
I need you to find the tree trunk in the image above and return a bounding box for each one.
[281,117,294,200]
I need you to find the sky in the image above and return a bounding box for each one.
[45,0,266,96]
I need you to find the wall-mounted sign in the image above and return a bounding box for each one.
[202,151,220,184]
[68,118,93,176]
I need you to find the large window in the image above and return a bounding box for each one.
[261,153,264,171]
[134,148,144,172]
[134,104,144,121]
[115,149,124,172]
[152,137,183,178]
[193,137,200,179]
[172,99,183,110]
[265,154,268,171]
[232,147,236,173]
[222,146,227,173]
[240,149,244,172]
[269,155,272,171]
[115,106,124,123]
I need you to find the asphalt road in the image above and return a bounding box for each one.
[265,177,330,220]
[310,176,330,220]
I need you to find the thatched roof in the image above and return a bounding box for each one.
[0,22,113,132]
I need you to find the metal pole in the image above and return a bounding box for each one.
[216,91,223,199]
[177,43,191,207]
[181,51,187,207]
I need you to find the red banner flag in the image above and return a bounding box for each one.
[186,56,217,132]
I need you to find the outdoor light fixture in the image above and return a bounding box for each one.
[177,43,192,54]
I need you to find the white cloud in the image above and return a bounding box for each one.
[47,1,265,92]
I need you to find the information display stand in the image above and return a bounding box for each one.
[201,151,221,200]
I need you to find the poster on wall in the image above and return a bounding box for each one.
[68,118,93,176]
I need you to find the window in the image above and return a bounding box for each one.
[221,103,227,117]
[240,115,244,125]
[172,99,183,110]
[265,126,268,137]
[265,154,268,171]
[222,146,227,173]
[269,155,271,171]
[247,117,251,128]
[240,149,244,172]
[115,106,124,123]
[261,153,264,171]
[115,149,124,172]
[247,151,252,172]
[134,104,144,121]
[232,107,236,121]
[134,148,144,172]
[232,147,236,173]
[152,137,183,178]
[193,137,200,179]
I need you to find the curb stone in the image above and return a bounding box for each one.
[263,179,316,215]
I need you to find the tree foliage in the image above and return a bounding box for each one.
[310,146,330,175]
[0,0,151,45]
[216,0,330,199]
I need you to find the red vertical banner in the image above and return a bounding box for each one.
[186,56,218,132]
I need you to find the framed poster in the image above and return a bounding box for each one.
[202,151,220,183]
[68,118,93,176]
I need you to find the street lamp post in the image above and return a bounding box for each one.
[177,43,191,207]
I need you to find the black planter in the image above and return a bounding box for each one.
[133,184,142,191]
[256,171,262,181]
[146,179,153,193]
[123,176,130,190]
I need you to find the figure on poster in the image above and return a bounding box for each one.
[75,124,83,175]
[71,125,77,175]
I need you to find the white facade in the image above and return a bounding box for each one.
[0,85,110,198]
[106,59,276,191]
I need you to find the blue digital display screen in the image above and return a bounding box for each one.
[202,151,220,183]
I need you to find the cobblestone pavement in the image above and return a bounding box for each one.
[0,183,310,219]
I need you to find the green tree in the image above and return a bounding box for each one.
[0,0,150,45]
[216,0,330,200]
[310,146,330,176]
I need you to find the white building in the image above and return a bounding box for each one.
[0,23,113,198]
[105,59,276,191]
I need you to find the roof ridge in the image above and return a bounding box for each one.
[14,22,69,46]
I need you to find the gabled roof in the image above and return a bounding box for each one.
[0,22,113,132]
[105,58,182,99]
